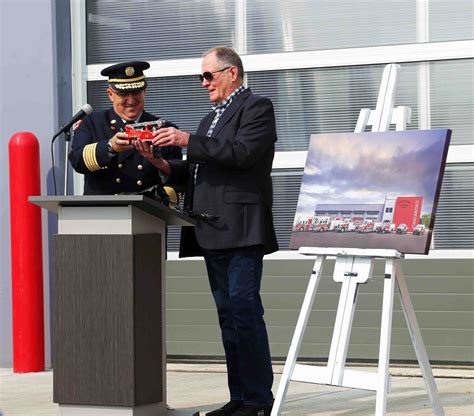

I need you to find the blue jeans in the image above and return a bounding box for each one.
[202,245,274,406]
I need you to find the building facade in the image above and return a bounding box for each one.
[0,0,472,366]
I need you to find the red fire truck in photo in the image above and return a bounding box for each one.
[293,217,314,232]
[392,197,423,232]
[314,216,332,232]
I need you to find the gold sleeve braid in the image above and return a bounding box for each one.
[82,143,101,172]
[164,186,178,205]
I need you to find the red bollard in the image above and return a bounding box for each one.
[9,132,44,373]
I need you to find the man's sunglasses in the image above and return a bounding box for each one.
[199,66,231,82]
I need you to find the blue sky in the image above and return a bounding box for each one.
[294,129,450,219]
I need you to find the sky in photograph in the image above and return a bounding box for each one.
[294,129,450,220]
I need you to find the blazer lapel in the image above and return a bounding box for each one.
[210,88,250,137]
[197,112,215,136]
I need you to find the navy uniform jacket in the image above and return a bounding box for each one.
[167,88,279,257]
[69,108,182,194]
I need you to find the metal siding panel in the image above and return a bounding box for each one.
[166,259,474,362]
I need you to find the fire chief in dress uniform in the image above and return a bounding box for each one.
[69,61,182,195]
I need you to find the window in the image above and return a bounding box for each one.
[86,0,236,63]
[247,0,416,54]
[79,0,474,253]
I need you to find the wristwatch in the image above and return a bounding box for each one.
[106,139,116,155]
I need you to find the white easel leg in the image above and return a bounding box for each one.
[326,271,353,382]
[331,275,360,384]
[394,260,445,416]
[271,255,326,416]
[375,259,396,416]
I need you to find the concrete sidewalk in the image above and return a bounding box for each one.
[1,364,473,415]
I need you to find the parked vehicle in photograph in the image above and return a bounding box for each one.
[293,220,304,232]
[413,224,426,236]
[396,223,409,234]
[293,217,314,232]
[356,220,375,233]
[376,221,396,234]
[348,220,363,232]
[314,217,332,232]
[330,217,344,230]
[335,219,351,232]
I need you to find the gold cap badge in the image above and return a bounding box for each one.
[125,66,135,77]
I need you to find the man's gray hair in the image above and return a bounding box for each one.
[203,46,244,81]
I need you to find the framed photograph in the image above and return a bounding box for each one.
[289,129,451,254]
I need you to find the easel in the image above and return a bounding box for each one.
[271,64,445,416]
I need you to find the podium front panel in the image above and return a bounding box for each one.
[53,233,163,406]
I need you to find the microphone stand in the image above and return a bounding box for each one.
[51,103,92,195]
[51,128,72,196]
[63,129,72,196]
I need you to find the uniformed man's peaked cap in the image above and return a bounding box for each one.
[101,61,150,92]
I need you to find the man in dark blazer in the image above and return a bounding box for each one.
[153,47,278,416]
[69,60,181,195]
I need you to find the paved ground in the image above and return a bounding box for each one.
[1,364,473,415]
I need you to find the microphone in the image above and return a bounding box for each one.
[53,103,93,140]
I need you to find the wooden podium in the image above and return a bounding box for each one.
[30,195,195,416]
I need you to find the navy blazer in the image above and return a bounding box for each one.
[69,108,182,195]
[168,88,279,257]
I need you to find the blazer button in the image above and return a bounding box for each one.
[137,164,143,170]
[137,180,143,186]
[118,163,123,169]
[116,178,122,184]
